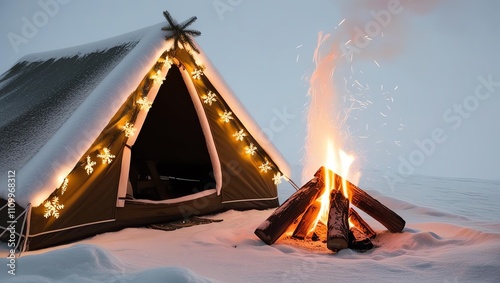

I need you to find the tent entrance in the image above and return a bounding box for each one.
[129,66,215,201]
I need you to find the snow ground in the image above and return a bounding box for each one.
[1,173,499,282]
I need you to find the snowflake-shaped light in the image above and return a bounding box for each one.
[85,155,96,175]
[151,70,165,85]
[219,111,233,123]
[158,56,173,69]
[259,160,272,173]
[60,178,69,195]
[233,129,246,141]
[202,91,217,106]
[121,122,136,138]
[245,143,257,156]
[44,196,64,219]
[191,68,203,80]
[97,148,115,164]
[273,172,283,185]
[136,96,153,111]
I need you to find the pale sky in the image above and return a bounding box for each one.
[1,0,499,182]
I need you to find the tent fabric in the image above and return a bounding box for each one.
[0,21,290,251]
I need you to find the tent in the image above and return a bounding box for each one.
[0,17,290,251]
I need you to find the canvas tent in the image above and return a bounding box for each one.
[0,19,290,251]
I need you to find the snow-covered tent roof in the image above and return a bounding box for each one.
[0,22,290,207]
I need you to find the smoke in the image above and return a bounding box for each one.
[301,0,446,182]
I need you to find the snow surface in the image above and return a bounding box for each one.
[1,173,499,282]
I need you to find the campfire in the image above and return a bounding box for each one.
[255,166,405,252]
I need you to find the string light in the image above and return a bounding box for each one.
[44,196,64,219]
[245,143,257,156]
[273,172,283,185]
[202,91,217,106]
[191,68,203,80]
[60,178,69,195]
[158,56,173,69]
[219,111,234,123]
[151,70,165,85]
[85,155,96,175]
[259,160,272,173]
[121,122,136,137]
[97,148,115,164]
[136,96,153,111]
[233,129,246,141]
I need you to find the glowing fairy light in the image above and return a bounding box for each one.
[84,155,96,175]
[151,70,165,85]
[136,96,153,111]
[202,91,217,106]
[233,129,246,141]
[44,196,64,219]
[121,122,136,138]
[219,111,233,123]
[259,160,272,173]
[97,148,115,164]
[272,172,283,185]
[245,143,257,156]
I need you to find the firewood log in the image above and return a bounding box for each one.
[254,168,326,245]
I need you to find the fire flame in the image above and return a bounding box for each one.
[309,139,354,233]
[303,32,357,235]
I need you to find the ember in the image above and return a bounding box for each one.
[254,166,405,253]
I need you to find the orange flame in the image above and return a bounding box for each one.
[303,32,357,235]
[308,140,354,234]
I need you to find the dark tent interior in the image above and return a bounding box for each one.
[130,66,215,200]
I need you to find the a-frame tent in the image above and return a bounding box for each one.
[0,20,290,251]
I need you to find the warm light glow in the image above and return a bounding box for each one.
[233,129,246,141]
[44,196,64,219]
[121,122,136,137]
[273,172,283,185]
[302,32,359,235]
[309,140,355,232]
[259,160,272,173]
[202,91,217,106]
[60,177,69,195]
[245,143,257,155]
[191,68,203,80]
[150,70,165,85]
[97,148,115,164]
[136,96,153,111]
[85,155,96,175]
[219,111,233,123]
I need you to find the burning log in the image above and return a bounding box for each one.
[349,227,373,251]
[349,208,376,239]
[292,201,321,240]
[326,189,350,252]
[333,171,405,233]
[254,168,326,245]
